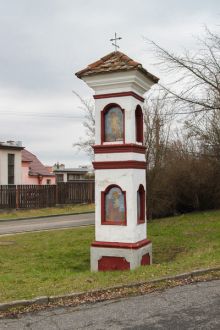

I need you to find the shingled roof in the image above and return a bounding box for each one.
[75,51,159,83]
[22,149,54,177]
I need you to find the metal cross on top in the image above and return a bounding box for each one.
[110,32,122,52]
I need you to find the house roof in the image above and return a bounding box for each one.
[54,168,89,173]
[0,141,24,151]
[75,51,159,83]
[22,149,55,177]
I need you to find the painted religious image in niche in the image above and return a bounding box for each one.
[105,187,125,222]
[104,106,123,142]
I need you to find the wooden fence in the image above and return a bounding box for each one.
[57,181,95,205]
[0,180,95,209]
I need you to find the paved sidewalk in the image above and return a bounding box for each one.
[0,280,219,329]
[0,213,94,235]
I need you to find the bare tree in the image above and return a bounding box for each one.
[146,27,220,116]
[143,88,176,219]
[185,108,220,160]
[72,91,95,160]
[72,28,220,218]
[143,88,175,169]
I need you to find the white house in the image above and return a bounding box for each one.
[53,164,91,182]
[0,141,23,185]
[0,141,55,185]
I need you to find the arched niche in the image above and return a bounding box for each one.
[101,103,124,143]
[135,105,143,143]
[101,184,127,225]
[137,184,145,224]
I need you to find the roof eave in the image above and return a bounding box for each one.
[29,173,55,177]
[0,146,24,151]
[138,67,159,84]
[76,67,159,84]
[54,170,88,173]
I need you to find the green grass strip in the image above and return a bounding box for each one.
[0,210,219,303]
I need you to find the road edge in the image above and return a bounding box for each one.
[0,266,219,314]
[0,211,95,223]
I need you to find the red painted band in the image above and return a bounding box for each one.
[93,160,147,169]
[101,221,127,226]
[137,184,146,224]
[141,253,151,265]
[94,91,144,103]
[93,144,146,154]
[91,239,151,250]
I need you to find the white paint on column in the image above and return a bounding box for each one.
[95,153,145,162]
[95,168,147,243]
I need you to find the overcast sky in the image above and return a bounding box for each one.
[0,0,219,167]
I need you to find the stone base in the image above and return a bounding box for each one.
[90,239,152,271]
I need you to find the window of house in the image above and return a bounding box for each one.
[67,174,81,181]
[137,184,145,224]
[46,179,51,185]
[102,104,124,143]
[135,105,143,143]
[8,154,15,185]
[101,185,126,225]
[56,174,64,182]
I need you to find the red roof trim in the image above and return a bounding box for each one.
[94,91,145,102]
[91,239,151,250]
[93,160,147,170]
[93,144,146,154]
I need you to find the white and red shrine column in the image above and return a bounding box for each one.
[75,51,159,271]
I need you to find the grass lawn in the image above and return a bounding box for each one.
[0,203,95,220]
[0,210,219,303]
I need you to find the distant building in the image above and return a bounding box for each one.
[0,141,56,185]
[22,149,56,185]
[53,163,91,183]
[0,141,23,185]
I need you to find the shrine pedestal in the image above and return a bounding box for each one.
[91,239,152,271]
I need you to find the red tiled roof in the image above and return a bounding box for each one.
[21,150,33,162]
[21,149,54,177]
[75,51,159,83]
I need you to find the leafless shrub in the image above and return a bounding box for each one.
[72,91,95,160]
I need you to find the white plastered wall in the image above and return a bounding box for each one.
[91,243,152,271]
[63,173,68,182]
[95,167,147,243]
[83,70,154,96]
[94,95,143,145]
[92,84,147,244]
[95,152,145,162]
[82,70,151,246]
[0,149,22,185]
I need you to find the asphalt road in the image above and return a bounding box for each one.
[0,280,219,329]
[0,213,95,235]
